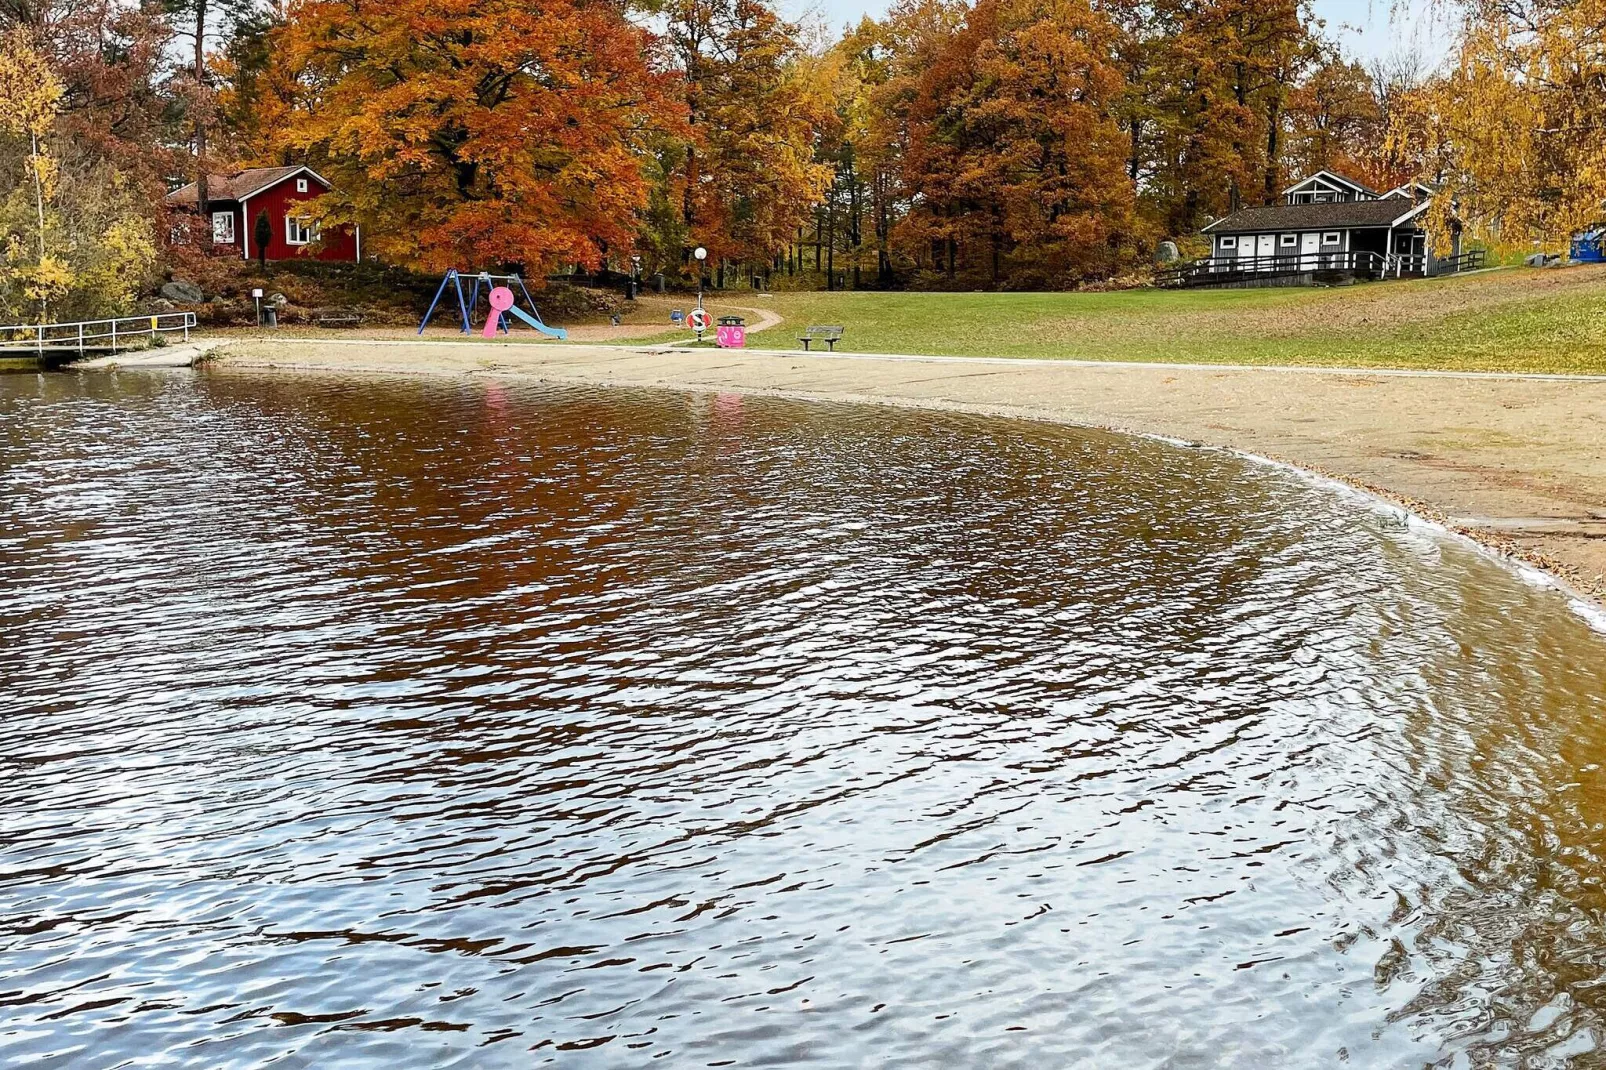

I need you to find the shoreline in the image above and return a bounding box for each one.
[206,338,1606,615]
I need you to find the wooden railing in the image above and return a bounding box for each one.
[1159,247,1486,288]
[1156,250,1388,288]
[1432,250,1487,275]
[0,312,195,356]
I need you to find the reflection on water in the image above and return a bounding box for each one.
[2,368,1605,1068]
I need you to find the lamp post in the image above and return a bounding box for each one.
[693,246,707,310]
[630,255,641,301]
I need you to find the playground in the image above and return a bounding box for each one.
[418,270,569,339]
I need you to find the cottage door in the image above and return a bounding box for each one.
[1255,234,1275,267]
[1299,232,1320,268]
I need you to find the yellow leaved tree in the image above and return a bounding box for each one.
[0,29,157,325]
[1411,0,1606,253]
[0,29,66,323]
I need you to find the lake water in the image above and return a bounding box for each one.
[3,369,1606,1068]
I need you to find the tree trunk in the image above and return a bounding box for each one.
[1264,99,1281,205]
[194,0,211,252]
[875,169,892,285]
[29,132,47,324]
[825,190,835,291]
[847,157,861,290]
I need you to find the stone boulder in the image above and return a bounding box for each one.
[1156,240,1181,263]
[160,279,204,303]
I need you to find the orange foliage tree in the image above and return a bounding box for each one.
[263,0,684,273]
[662,0,832,275]
[892,0,1137,285]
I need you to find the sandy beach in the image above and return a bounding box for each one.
[215,338,1606,608]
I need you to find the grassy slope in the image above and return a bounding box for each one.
[620,266,1606,374]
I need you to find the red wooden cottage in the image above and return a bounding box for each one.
[164,165,360,263]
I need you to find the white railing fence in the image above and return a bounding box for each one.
[0,312,196,356]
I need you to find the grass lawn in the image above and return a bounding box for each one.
[618,266,1606,374]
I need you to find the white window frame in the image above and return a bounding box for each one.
[1218,236,1237,250]
[285,215,319,246]
[1322,232,1341,245]
[211,210,235,244]
[295,178,309,193]
[1279,234,1297,247]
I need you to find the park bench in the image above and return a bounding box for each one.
[799,325,844,351]
[313,307,364,328]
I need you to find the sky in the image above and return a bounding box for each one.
[784,0,1454,65]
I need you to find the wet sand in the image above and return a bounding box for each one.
[217,339,1606,608]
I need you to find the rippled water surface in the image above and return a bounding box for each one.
[4,369,1606,1068]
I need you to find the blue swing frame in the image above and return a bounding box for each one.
[417,269,563,337]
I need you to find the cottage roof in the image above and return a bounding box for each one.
[1281,170,1380,198]
[1203,195,1430,234]
[164,166,326,206]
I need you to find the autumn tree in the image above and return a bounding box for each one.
[1285,49,1380,182]
[0,28,154,321]
[1,0,178,200]
[863,0,965,280]
[804,20,895,288]
[1139,0,1319,235]
[663,0,832,281]
[894,0,1137,286]
[264,0,683,273]
[1412,0,1606,250]
[215,1,295,164]
[0,27,63,320]
[1364,49,1431,188]
[165,0,223,248]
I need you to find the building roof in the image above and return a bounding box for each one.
[164,166,326,206]
[1282,170,1380,198]
[1203,195,1429,234]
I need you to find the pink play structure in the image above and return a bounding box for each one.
[483,287,515,338]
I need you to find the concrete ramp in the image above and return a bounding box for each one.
[75,341,219,369]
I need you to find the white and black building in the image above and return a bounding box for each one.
[1180,171,1468,285]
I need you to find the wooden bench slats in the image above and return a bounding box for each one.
[313,308,365,327]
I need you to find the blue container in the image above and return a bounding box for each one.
[1571,228,1606,263]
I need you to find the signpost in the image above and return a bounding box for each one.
[693,246,707,316]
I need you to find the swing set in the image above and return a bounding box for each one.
[418,269,568,340]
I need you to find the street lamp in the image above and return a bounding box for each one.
[630,254,641,300]
[693,246,707,309]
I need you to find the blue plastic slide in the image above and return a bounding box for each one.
[504,304,568,340]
